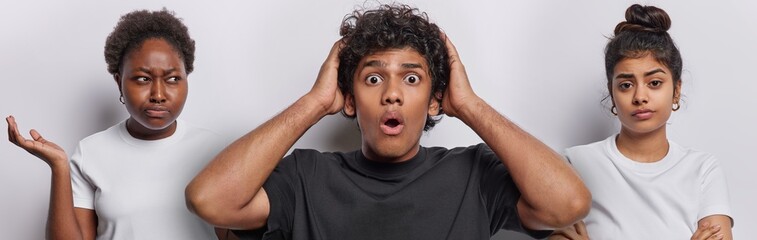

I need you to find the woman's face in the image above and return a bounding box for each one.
[611,54,680,136]
[116,38,188,140]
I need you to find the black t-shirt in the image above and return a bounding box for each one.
[234,144,552,240]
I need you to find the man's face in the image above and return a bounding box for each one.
[344,47,439,163]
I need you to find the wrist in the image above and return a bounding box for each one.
[48,158,70,173]
[300,93,329,115]
[455,96,485,123]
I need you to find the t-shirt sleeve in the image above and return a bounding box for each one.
[233,152,300,240]
[476,144,553,239]
[70,144,95,210]
[698,156,733,224]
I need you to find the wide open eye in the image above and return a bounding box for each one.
[365,75,383,85]
[403,74,420,85]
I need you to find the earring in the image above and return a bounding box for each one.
[672,102,680,111]
[611,106,618,116]
[119,95,125,104]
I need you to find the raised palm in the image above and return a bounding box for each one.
[7,116,68,166]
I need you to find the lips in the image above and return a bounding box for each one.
[145,106,170,118]
[631,109,654,120]
[380,111,404,136]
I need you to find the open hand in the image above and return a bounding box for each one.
[7,115,67,167]
[308,40,345,115]
[440,33,479,118]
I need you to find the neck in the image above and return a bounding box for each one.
[125,118,177,140]
[615,126,669,163]
[361,144,420,163]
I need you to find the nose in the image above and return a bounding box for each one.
[632,87,648,105]
[150,80,167,103]
[382,79,403,105]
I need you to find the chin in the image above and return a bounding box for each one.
[622,122,667,135]
[373,139,417,160]
[139,118,176,131]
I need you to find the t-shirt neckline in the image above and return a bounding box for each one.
[606,134,682,174]
[117,119,186,148]
[354,146,427,179]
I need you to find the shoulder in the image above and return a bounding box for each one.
[427,143,489,156]
[78,121,125,147]
[423,144,498,168]
[179,120,225,142]
[564,136,613,164]
[277,149,351,171]
[175,120,231,152]
[669,141,721,176]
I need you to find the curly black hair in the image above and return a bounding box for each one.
[104,8,195,75]
[338,4,449,131]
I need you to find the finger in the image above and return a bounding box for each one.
[709,233,724,240]
[324,40,344,67]
[441,32,462,65]
[6,116,14,142]
[7,116,27,146]
[692,224,721,240]
[575,221,589,236]
[559,225,581,240]
[30,129,45,143]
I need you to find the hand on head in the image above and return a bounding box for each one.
[439,33,479,118]
[308,40,345,115]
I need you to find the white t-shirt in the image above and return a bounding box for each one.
[70,119,226,240]
[565,135,732,239]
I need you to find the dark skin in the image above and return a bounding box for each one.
[7,38,236,240]
[116,38,188,140]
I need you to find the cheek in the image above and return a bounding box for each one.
[122,85,150,103]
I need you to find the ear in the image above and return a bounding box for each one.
[427,92,441,116]
[673,80,682,103]
[343,93,356,117]
[113,74,123,93]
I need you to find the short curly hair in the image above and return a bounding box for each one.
[338,4,449,131]
[104,8,195,75]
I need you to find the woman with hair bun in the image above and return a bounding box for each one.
[549,4,733,240]
[7,9,235,239]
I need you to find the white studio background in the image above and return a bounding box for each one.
[1,1,754,239]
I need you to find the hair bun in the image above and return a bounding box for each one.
[614,4,671,35]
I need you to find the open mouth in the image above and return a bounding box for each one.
[385,118,401,128]
[380,113,404,136]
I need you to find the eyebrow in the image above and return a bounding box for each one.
[137,67,177,74]
[401,63,423,69]
[614,73,634,79]
[614,68,667,79]
[644,68,666,77]
[363,60,423,69]
[364,60,386,68]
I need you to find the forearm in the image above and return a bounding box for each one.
[457,98,590,228]
[46,163,84,240]
[186,94,327,225]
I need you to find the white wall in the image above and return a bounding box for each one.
[1,1,754,239]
